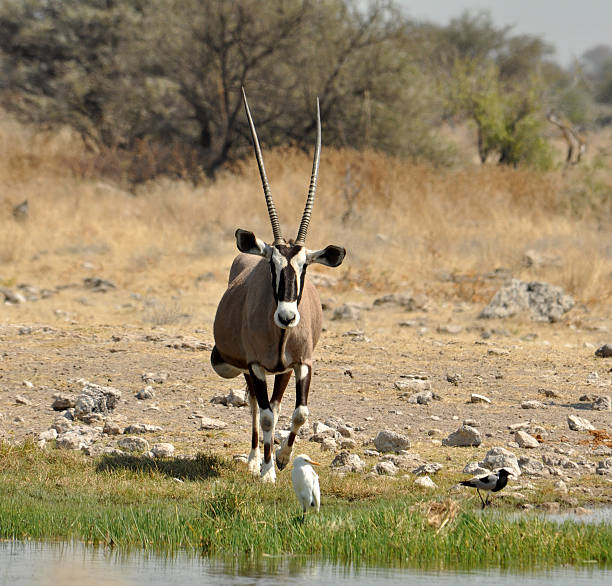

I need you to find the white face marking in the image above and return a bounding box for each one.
[289,248,307,294]
[270,248,288,293]
[274,300,300,328]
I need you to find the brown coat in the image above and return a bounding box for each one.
[213,254,323,373]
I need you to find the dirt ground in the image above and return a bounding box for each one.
[1,265,611,502]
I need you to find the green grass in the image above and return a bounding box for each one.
[0,442,610,570]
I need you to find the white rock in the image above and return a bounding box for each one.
[200,416,228,430]
[227,388,248,407]
[521,400,545,409]
[515,430,539,449]
[480,447,521,477]
[39,429,58,442]
[470,393,491,404]
[118,436,150,452]
[414,475,437,489]
[374,430,411,453]
[375,461,399,476]
[567,415,595,431]
[330,451,365,473]
[442,425,482,447]
[151,443,175,458]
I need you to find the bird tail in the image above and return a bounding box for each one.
[459,480,475,487]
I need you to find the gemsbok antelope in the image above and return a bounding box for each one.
[211,89,346,482]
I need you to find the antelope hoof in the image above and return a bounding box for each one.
[275,444,291,471]
[260,459,276,483]
[247,449,261,475]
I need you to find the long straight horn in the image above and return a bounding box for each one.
[295,98,321,245]
[242,87,283,244]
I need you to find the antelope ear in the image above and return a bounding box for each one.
[307,245,346,268]
[235,229,271,257]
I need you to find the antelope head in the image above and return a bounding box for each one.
[237,89,345,329]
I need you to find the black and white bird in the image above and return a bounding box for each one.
[460,468,511,509]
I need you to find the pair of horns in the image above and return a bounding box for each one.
[242,87,320,246]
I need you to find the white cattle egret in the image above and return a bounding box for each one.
[291,454,321,516]
[459,468,511,508]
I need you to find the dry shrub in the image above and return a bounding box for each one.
[1,112,610,308]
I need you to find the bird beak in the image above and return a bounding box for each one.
[308,460,321,466]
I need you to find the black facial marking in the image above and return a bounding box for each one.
[269,244,305,303]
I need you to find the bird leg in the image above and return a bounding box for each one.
[477,489,486,509]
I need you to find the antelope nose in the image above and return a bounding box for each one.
[278,310,296,326]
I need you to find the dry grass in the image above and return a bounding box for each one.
[1,111,611,310]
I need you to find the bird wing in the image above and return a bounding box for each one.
[461,473,498,490]
[311,473,320,511]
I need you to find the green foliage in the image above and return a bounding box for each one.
[0,2,600,179]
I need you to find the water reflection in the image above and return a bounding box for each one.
[0,541,609,586]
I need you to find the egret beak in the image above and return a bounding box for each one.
[308,460,321,466]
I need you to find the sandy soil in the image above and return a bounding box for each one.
[1,267,611,502]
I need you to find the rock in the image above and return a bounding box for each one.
[56,432,89,450]
[136,386,155,400]
[595,344,612,358]
[375,461,399,476]
[463,462,490,475]
[521,400,545,409]
[339,438,357,449]
[0,287,26,304]
[103,421,122,435]
[118,436,150,452]
[164,336,212,351]
[414,475,437,489]
[479,279,574,322]
[321,437,337,451]
[480,447,521,477]
[508,422,530,431]
[226,388,248,407]
[470,393,491,404]
[15,395,32,405]
[413,462,443,475]
[447,373,462,385]
[518,456,546,476]
[200,416,228,430]
[332,304,361,321]
[151,443,175,458]
[592,395,611,411]
[463,419,480,427]
[52,394,76,411]
[39,429,58,442]
[394,375,431,392]
[567,415,595,431]
[141,371,169,384]
[373,293,429,311]
[554,480,568,494]
[123,423,163,434]
[310,421,341,442]
[442,425,482,447]
[74,380,121,421]
[523,249,563,269]
[330,451,366,473]
[596,458,612,475]
[488,347,510,356]
[515,431,539,449]
[437,324,463,334]
[407,390,434,405]
[374,430,411,453]
[83,276,116,292]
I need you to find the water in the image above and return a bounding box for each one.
[0,541,609,586]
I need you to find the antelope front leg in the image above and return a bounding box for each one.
[276,364,311,471]
[243,373,261,475]
[249,365,276,483]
